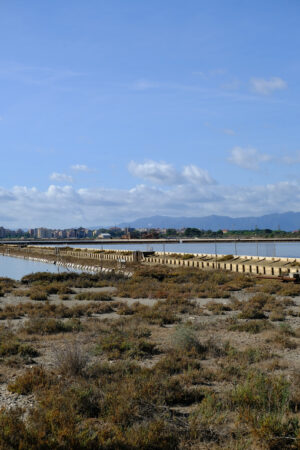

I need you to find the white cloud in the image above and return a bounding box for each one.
[193,68,226,78]
[182,165,215,185]
[250,77,287,95]
[228,147,271,170]
[71,164,94,172]
[282,152,300,165]
[50,172,73,183]
[0,179,300,228]
[130,79,160,91]
[221,79,240,91]
[128,160,179,185]
[223,128,235,136]
[128,160,215,185]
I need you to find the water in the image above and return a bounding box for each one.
[1,241,300,280]
[0,255,79,280]
[69,241,300,258]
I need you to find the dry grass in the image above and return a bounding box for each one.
[0,267,299,448]
[53,340,89,376]
[75,291,113,301]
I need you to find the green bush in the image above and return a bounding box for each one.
[232,372,299,447]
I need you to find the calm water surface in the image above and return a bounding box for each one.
[0,255,79,280]
[70,241,300,258]
[1,241,300,280]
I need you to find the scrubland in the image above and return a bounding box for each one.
[0,266,299,449]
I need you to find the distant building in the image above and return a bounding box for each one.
[37,228,52,238]
[66,229,76,238]
[98,233,111,239]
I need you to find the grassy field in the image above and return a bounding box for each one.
[0,266,299,449]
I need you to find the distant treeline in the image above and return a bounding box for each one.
[1,226,300,240]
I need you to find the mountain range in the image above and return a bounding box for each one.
[119,212,300,231]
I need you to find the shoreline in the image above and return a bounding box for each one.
[2,237,300,245]
[0,252,132,278]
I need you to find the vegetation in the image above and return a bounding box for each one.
[0,266,298,448]
[75,291,113,301]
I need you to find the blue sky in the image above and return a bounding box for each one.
[1,0,300,227]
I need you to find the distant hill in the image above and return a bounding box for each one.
[119,212,300,232]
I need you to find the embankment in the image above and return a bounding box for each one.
[1,245,300,277]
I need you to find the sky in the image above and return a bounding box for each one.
[1,0,300,228]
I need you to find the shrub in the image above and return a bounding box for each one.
[257,280,282,295]
[0,277,15,293]
[97,326,157,360]
[225,344,272,365]
[249,293,275,308]
[238,293,279,320]
[75,291,113,301]
[267,333,297,350]
[282,297,295,307]
[190,392,229,440]
[21,270,125,286]
[232,371,290,412]
[8,366,52,395]
[54,341,89,376]
[29,288,48,301]
[172,324,204,353]
[23,317,82,335]
[116,303,135,315]
[279,323,295,337]
[132,302,180,326]
[239,306,266,320]
[125,419,179,449]
[0,328,38,358]
[228,319,273,334]
[229,296,243,310]
[278,283,300,297]
[13,289,30,297]
[269,309,286,321]
[156,350,202,375]
[206,300,231,314]
[0,409,33,448]
[231,372,299,448]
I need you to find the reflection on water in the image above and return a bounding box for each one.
[0,255,76,280]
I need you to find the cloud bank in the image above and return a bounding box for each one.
[0,158,298,228]
[1,179,300,228]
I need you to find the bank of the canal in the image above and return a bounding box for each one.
[1,244,300,279]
